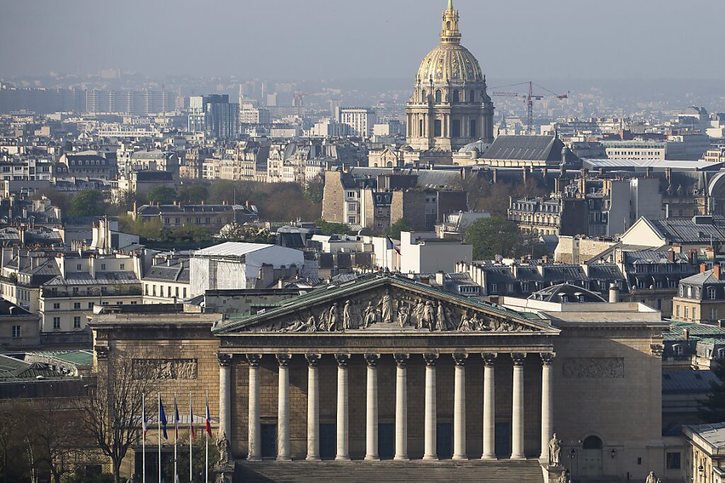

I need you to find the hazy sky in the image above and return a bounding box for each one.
[1,0,724,81]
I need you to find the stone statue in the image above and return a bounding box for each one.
[307,314,318,332]
[548,433,561,466]
[327,303,339,332]
[645,471,658,483]
[397,303,410,328]
[414,299,426,329]
[379,291,393,324]
[436,302,446,331]
[363,301,377,329]
[343,300,353,330]
[423,301,436,331]
[458,312,471,331]
[216,431,231,466]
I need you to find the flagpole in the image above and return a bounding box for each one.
[205,391,209,483]
[158,393,162,483]
[174,395,178,483]
[142,393,146,483]
[189,391,193,483]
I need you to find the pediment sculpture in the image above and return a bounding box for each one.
[239,287,538,334]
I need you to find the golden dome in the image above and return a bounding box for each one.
[416,1,484,84]
[417,43,484,84]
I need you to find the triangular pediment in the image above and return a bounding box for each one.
[214,275,558,336]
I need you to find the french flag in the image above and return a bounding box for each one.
[189,399,195,439]
[205,397,212,437]
[174,396,180,440]
[159,398,168,440]
[386,236,401,255]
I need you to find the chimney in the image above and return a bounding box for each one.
[684,328,690,340]
[435,271,445,286]
[609,283,620,304]
[715,264,721,281]
[700,263,708,274]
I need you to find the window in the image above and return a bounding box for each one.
[53,317,61,330]
[100,264,106,270]
[675,305,680,318]
[434,120,442,137]
[120,264,125,270]
[76,264,82,271]
[53,303,60,310]
[666,452,681,470]
[468,90,475,103]
[451,119,461,138]
[73,316,81,329]
[88,302,94,309]
[11,325,21,338]
[684,307,689,319]
[452,90,460,104]
[183,288,187,298]
[73,287,79,296]
[709,287,717,300]
[470,119,477,138]
[435,90,442,103]
[74,302,81,310]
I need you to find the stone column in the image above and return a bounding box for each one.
[305,354,321,461]
[510,353,527,460]
[365,354,380,461]
[335,354,351,461]
[247,354,263,461]
[453,353,468,460]
[218,354,233,444]
[481,353,497,460]
[277,354,292,461]
[423,353,439,461]
[539,353,555,463]
[394,354,409,461]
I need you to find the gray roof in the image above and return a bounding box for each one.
[529,283,606,303]
[144,260,190,283]
[644,217,725,244]
[662,370,719,394]
[679,269,725,287]
[45,271,140,286]
[481,135,575,163]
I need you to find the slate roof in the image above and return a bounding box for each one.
[44,271,139,286]
[481,135,577,164]
[144,260,190,283]
[662,370,719,394]
[680,269,725,287]
[644,217,725,244]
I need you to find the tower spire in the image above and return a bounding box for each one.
[440,0,461,44]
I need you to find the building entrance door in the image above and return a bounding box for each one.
[580,436,603,477]
[260,423,277,459]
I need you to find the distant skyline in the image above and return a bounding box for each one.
[2,0,724,81]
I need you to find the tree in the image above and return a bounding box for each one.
[386,218,411,239]
[464,216,524,259]
[78,359,149,483]
[67,190,106,217]
[304,175,325,204]
[700,362,725,423]
[177,184,209,204]
[317,220,353,236]
[27,399,81,483]
[145,186,177,205]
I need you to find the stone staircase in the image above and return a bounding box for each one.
[234,459,545,483]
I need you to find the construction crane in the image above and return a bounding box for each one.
[492,81,569,135]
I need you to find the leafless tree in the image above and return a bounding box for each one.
[77,359,150,483]
[29,398,84,483]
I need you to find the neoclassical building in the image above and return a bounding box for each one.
[406,0,495,151]
[91,275,677,482]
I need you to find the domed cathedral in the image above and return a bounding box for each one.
[406,0,495,152]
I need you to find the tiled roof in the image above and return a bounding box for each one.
[662,370,719,393]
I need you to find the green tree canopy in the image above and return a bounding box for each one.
[177,184,209,204]
[67,190,106,217]
[464,216,524,259]
[317,220,354,236]
[144,186,177,205]
[700,362,725,423]
[386,218,411,239]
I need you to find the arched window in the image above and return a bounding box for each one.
[582,435,603,450]
[469,90,475,103]
[435,90,442,103]
[446,21,451,30]
[452,90,460,104]
[421,90,427,103]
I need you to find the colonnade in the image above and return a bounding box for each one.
[218,351,555,462]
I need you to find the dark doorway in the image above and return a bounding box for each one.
[495,421,512,459]
[379,423,395,459]
[437,422,453,459]
[261,423,277,459]
[320,423,336,459]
